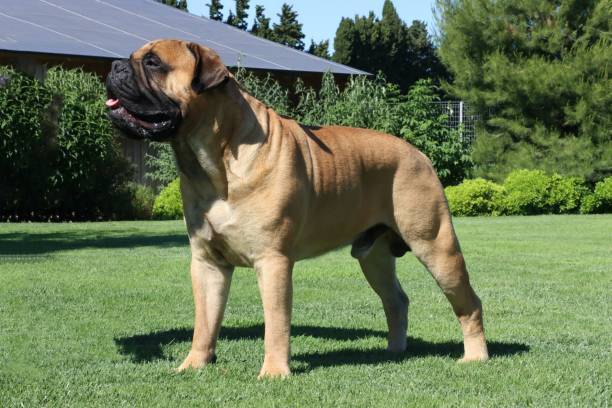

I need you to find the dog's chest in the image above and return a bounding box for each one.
[196,200,257,267]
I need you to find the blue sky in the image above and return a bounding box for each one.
[186,1,437,48]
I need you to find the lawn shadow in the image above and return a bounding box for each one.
[0,230,188,255]
[114,324,529,369]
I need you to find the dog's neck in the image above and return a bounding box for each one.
[171,80,273,202]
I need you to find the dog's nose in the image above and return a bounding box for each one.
[111,59,129,74]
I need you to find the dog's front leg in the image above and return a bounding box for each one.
[177,256,234,371]
[255,255,293,379]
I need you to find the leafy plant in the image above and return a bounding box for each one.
[547,174,589,214]
[400,79,473,185]
[499,169,589,215]
[0,66,134,221]
[580,177,612,214]
[145,142,178,187]
[152,178,183,220]
[445,178,505,216]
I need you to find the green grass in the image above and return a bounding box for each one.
[1,216,610,407]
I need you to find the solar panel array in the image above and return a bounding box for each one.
[0,0,367,75]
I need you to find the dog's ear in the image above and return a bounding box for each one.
[187,43,229,94]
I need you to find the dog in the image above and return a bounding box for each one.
[106,39,489,378]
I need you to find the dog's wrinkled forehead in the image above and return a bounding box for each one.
[131,40,228,98]
[132,40,194,70]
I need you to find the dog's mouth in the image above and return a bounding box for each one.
[106,91,180,141]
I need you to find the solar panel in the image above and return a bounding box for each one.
[0,0,368,75]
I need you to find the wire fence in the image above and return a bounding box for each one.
[431,101,481,145]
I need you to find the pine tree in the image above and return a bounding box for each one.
[207,0,223,21]
[436,0,612,181]
[157,0,187,11]
[333,17,357,67]
[250,5,275,40]
[332,0,444,91]
[308,40,331,59]
[226,0,250,30]
[273,4,305,50]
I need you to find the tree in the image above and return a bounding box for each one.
[435,0,612,181]
[157,0,187,11]
[333,0,446,91]
[307,39,331,59]
[273,3,305,50]
[207,0,223,21]
[226,0,250,30]
[250,5,275,40]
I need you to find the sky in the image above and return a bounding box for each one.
[186,1,437,49]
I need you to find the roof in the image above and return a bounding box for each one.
[0,0,367,76]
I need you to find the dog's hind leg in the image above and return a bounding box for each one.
[358,232,409,352]
[397,209,489,362]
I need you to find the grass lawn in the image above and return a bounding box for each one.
[1,215,610,407]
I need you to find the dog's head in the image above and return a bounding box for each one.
[106,39,229,141]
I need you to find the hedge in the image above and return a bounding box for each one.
[445,171,609,216]
[580,177,612,214]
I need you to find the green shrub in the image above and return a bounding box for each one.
[126,183,156,220]
[152,179,183,220]
[547,175,589,214]
[499,170,589,215]
[580,177,612,214]
[145,142,177,187]
[445,178,505,216]
[0,66,134,220]
[400,79,472,185]
[500,170,553,215]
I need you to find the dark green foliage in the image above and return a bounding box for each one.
[273,3,305,50]
[400,80,472,185]
[307,39,331,59]
[0,66,135,221]
[0,67,55,220]
[157,0,187,11]
[435,0,612,182]
[226,0,250,30]
[125,182,156,220]
[152,178,183,219]
[445,178,505,216]
[250,5,274,39]
[333,0,446,91]
[234,68,292,116]
[145,142,178,187]
[293,72,404,136]
[580,177,612,214]
[207,0,224,21]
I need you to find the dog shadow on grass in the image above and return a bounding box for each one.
[0,231,188,255]
[115,325,529,370]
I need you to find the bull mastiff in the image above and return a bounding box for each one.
[106,39,489,378]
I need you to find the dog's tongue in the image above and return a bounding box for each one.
[106,98,121,109]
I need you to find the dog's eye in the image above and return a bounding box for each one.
[143,54,162,70]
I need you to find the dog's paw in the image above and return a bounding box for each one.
[175,350,216,372]
[458,353,489,363]
[257,361,291,379]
